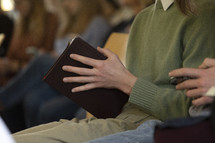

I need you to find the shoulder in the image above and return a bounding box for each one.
[136,4,155,18]
[131,4,155,28]
[184,0,215,28]
[128,6,153,35]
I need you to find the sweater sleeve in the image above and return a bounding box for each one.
[128,3,215,121]
[129,77,191,121]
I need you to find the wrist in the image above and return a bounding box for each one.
[119,72,137,95]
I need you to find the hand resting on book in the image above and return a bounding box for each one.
[62,47,137,95]
[44,37,130,118]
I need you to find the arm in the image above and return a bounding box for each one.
[127,3,215,120]
[169,58,215,106]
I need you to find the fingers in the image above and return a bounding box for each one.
[63,76,97,83]
[169,68,202,78]
[199,58,215,69]
[70,54,100,67]
[176,78,202,90]
[192,96,214,106]
[62,65,95,76]
[72,83,99,93]
[185,88,209,98]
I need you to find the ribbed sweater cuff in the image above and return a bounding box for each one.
[129,78,158,113]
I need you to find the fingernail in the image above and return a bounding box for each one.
[63,78,68,82]
[62,66,70,71]
[70,54,75,58]
[72,89,76,93]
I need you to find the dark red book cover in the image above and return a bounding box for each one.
[43,36,128,118]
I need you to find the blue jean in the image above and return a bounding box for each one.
[0,54,56,109]
[24,83,85,127]
[86,120,162,143]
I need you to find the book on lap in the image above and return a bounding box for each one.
[43,36,129,119]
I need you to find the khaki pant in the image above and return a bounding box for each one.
[13,103,157,143]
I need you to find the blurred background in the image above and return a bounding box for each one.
[0,0,16,18]
[0,0,154,133]
[1,0,14,12]
[0,0,134,23]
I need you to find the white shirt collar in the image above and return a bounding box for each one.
[155,0,174,11]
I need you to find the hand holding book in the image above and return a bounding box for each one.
[62,47,137,95]
[44,37,136,118]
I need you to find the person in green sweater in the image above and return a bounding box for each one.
[85,58,215,143]
[13,0,215,143]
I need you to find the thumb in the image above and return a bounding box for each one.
[199,58,215,69]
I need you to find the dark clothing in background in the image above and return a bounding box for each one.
[154,101,215,143]
[103,16,135,47]
[154,117,215,143]
[0,14,14,57]
[111,16,135,33]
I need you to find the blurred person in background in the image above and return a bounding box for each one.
[111,0,155,33]
[54,0,113,53]
[23,0,114,127]
[0,1,14,57]
[0,0,58,86]
[99,0,131,29]
[121,0,154,15]
[0,0,117,129]
[0,0,58,132]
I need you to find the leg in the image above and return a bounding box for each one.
[86,120,162,143]
[23,83,61,128]
[14,118,137,143]
[0,54,56,109]
[13,103,157,143]
[38,96,85,124]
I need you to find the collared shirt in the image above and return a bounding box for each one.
[155,0,174,11]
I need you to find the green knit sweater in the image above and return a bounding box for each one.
[126,0,215,120]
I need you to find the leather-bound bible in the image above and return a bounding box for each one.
[43,36,129,119]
